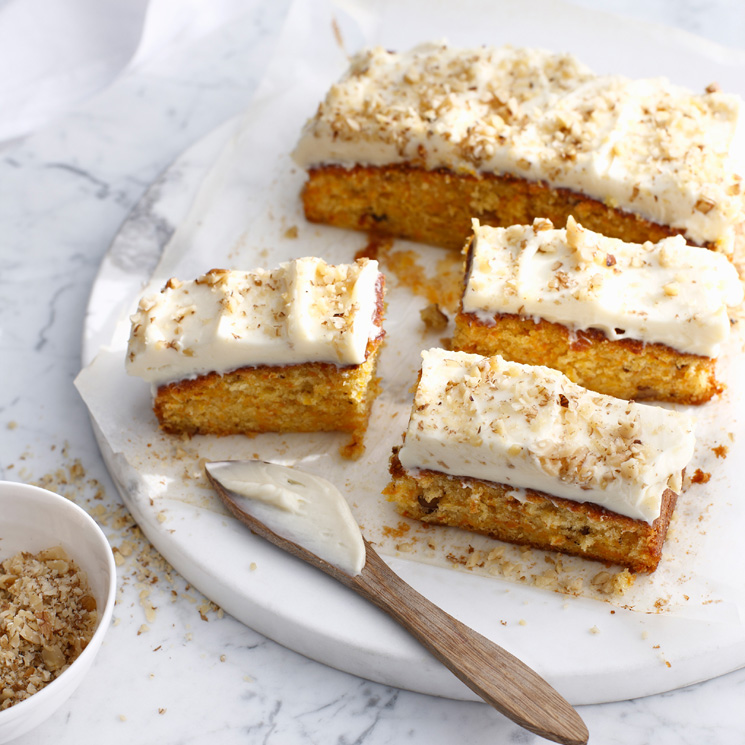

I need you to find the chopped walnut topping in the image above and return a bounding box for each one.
[137,295,157,313]
[296,44,745,252]
[400,349,695,525]
[694,197,716,214]
[196,268,231,287]
[565,216,594,265]
[463,214,740,355]
[532,217,554,232]
[126,258,383,384]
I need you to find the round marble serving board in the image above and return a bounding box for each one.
[82,117,745,707]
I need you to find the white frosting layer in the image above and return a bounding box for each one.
[397,349,696,523]
[293,44,745,252]
[126,258,383,386]
[462,217,744,357]
[206,460,366,576]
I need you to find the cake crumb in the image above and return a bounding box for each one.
[158,708,167,715]
[518,618,527,626]
[355,234,393,262]
[357,238,463,312]
[419,303,449,332]
[339,432,366,460]
[589,625,600,634]
[382,522,411,539]
[283,225,299,239]
[6,420,17,430]
[691,468,711,484]
[712,444,728,458]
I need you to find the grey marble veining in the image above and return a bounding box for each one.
[3,1,745,743]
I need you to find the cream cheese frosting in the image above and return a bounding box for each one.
[126,257,383,387]
[461,217,744,358]
[397,349,696,524]
[293,43,745,253]
[205,460,366,576]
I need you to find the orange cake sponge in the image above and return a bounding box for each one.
[452,218,743,403]
[384,349,696,573]
[126,258,386,457]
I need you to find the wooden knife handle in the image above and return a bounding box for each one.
[342,542,588,745]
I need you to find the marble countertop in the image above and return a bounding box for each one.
[2,1,745,743]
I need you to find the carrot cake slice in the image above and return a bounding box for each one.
[126,257,385,457]
[294,44,745,254]
[384,348,696,573]
[452,217,744,403]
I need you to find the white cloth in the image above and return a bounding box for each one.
[0,0,250,143]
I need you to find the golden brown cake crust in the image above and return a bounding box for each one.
[452,310,722,405]
[302,164,702,252]
[154,340,382,436]
[384,450,677,573]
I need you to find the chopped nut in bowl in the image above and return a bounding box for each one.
[0,481,116,743]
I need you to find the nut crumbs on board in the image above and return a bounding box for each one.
[12,445,225,638]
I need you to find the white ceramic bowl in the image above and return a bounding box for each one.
[0,481,116,743]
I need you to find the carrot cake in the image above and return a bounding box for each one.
[126,257,385,456]
[452,217,744,403]
[384,348,696,573]
[294,44,745,254]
